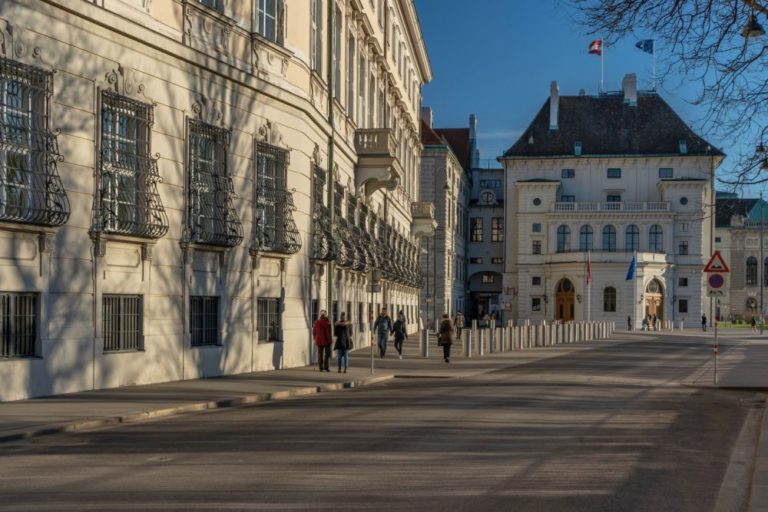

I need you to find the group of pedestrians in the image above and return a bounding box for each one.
[312,308,409,372]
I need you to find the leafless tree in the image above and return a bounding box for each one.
[568,0,768,188]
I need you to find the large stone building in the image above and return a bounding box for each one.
[0,0,434,400]
[715,195,768,321]
[499,75,723,328]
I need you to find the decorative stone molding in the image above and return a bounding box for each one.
[312,143,323,167]
[191,94,225,126]
[0,18,52,70]
[103,64,152,103]
[258,119,285,148]
[38,233,54,254]
[182,0,234,57]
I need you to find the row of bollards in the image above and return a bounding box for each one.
[419,319,615,358]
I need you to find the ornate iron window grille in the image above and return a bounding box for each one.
[252,142,301,255]
[311,166,335,261]
[0,59,69,227]
[187,119,243,247]
[347,195,367,272]
[93,91,168,239]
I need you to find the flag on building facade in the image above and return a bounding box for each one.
[588,40,603,56]
[626,255,637,281]
[586,252,592,285]
[635,39,654,54]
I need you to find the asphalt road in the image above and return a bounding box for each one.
[0,335,756,511]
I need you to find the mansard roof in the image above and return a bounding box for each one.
[716,198,759,227]
[503,92,724,158]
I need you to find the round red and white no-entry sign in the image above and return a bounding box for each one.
[708,273,725,289]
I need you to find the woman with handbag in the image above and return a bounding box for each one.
[334,312,353,373]
[438,313,454,363]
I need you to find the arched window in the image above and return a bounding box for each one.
[557,225,571,252]
[625,224,639,251]
[747,256,758,286]
[649,224,663,252]
[603,287,616,312]
[602,225,616,252]
[579,225,593,251]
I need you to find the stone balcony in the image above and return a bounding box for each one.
[411,201,437,238]
[354,128,402,197]
[553,201,671,213]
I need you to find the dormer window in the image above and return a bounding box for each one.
[574,141,582,156]
[678,139,688,154]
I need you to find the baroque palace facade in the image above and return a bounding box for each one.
[0,0,434,400]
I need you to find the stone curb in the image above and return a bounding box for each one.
[0,374,395,444]
[750,394,768,512]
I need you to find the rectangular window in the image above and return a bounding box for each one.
[0,292,37,358]
[482,274,495,284]
[532,223,542,233]
[491,257,504,264]
[469,257,483,264]
[491,217,504,242]
[310,0,323,74]
[358,54,366,126]
[606,194,622,203]
[103,295,142,352]
[358,302,364,329]
[532,240,542,254]
[678,240,689,255]
[198,0,223,11]
[256,0,283,43]
[561,195,575,203]
[188,120,241,247]
[680,223,689,233]
[190,296,219,346]
[561,168,575,179]
[257,298,281,342]
[332,300,339,323]
[532,276,541,286]
[532,298,541,312]
[470,217,483,242]
[659,168,673,179]
[311,299,319,321]
[679,277,688,287]
[479,179,502,189]
[347,34,355,117]
[679,299,688,313]
[255,142,298,254]
[607,168,621,179]
[574,141,582,156]
[100,92,162,237]
[715,236,722,243]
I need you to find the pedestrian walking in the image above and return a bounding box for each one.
[333,312,353,373]
[438,313,454,363]
[454,311,465,338]
[393,316,406,359]
[313,310,332,372]
[397,310,408,340]
[701,314,707,332]
[751,316,758,333]
[627,315,632,331]
[373,307,393,358]
[641,317,648,331]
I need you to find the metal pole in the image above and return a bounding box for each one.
[370,285,374,374]
[714,302,719,384]
[761,193,764,334]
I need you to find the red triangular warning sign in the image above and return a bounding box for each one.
[703,251,730,273]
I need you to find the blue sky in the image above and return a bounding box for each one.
[413,0,730,173]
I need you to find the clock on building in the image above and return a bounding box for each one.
[479,189,496,205]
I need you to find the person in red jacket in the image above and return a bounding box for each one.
[313,310,332,372]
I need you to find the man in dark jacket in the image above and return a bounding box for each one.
[313,310,332,371]
[373,308,393,358]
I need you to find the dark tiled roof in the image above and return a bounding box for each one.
[503,92,724,158]
[421,119,443,145]
[434,128,471,169]
[716,198,758,227]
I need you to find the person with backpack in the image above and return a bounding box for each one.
[373,308,393,358]
[313,310,332,372]
[438,313,454,363]
[334,312,353,373]
[393,316,406,359]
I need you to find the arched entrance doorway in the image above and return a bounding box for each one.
[645,279,664,323]
[556,278,575,322]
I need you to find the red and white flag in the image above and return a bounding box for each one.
[588,40,603,56]
[586,252,592,285]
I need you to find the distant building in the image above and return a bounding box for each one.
[499,74,724,328]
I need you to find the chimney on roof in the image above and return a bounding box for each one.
[421,107,433,128]
[622,73,638,107]
[549,81,559,131]
[469,114,480,168]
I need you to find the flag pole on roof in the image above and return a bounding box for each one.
[635,39,656,90]
[588,39,605,93]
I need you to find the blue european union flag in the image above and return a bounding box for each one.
[626,255,637,280]
[635,39,654,54]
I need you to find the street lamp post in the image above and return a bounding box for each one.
[761,192,765,334]
[433,169,450,332]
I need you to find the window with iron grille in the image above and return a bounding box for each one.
[257,298,281,342]
[470,217,483,242]
[0,59,69,227]
[679,277,688,287]
[103,295,143,352]
[0,292,37,358]
[256,0,284,43]
[97,91,168,238]
[491,217,504,242]
[187,119,243,247]
[198,0,224,11]
[190,296,219,346]
[532,276,541,286]
[254,141,300,254]
[532,240,542,254]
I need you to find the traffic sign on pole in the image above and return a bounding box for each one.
[703,251,730,273]
[708,273,725,289]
